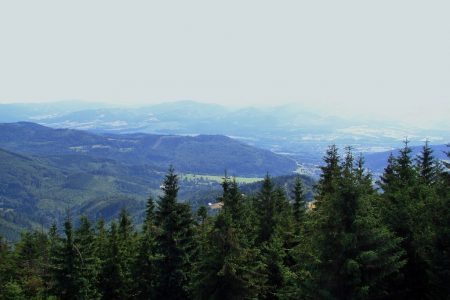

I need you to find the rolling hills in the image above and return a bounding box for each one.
[0,122,303,240]
[0,122,297,176]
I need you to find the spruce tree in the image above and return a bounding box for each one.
[74,216,100,299]
[117,208,136,296]
[292,175,307,231]
[416,140,441,186]
[311,146,405,299]
[379,140,431,299]
[99,221,128,300]
[51,216,82,300]
[0,235,14,299]
[378,152,397,193]
[133,196,160,299]
[194,178,265,299]
[426,145,450,299]
[155,166,196,300]
[255,174,277,244]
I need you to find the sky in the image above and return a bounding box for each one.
[0,0,449,127]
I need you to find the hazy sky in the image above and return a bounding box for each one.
[0,1,449,126]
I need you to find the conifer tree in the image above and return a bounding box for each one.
[134,196,160,299]
[45,222,61,296]
[196,205,208,226]
[194,178,265,299]
[117,208,136,296]
[378,152,397,193]
[315,144,341,210]
[74,216,100,299]
[155,166,196,300]
[99,221,128,300]
[311,146,405,299]
[292,175,307,230]
[379,140,431,299]
[263,186,296,299]
[426,145,450,299]
[416,140,441,186]
[51,216,82,300]
[13,230,49,298]
[255,174,277,244]
[0,235,14,299]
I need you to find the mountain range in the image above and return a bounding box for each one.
[0,122,296,176]
[0,122,302,240]
[0,101,448,241]
[1,100,448,174]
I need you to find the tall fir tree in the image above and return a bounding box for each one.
[134,196,160,299]
[98,221,128,300]
[416,140,441,186]
[292,175,307,231]
[155,166,196,300]
[425,145,450,299]
[255,174,277,244]
[194,177,265,299]
[74,216,100,299]
[117,208,137,297]
[51,216,82,300]
[311,146,405,299]
[379,140,431,299]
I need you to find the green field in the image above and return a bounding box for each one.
[182,173,263,184]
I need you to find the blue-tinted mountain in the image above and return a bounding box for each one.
[0,122,297,176]
[1,101,447,174]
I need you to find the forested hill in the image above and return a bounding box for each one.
[0,122,297,176]
[0,143,315,241]
[0,122,303,240]
[0,143,448,299]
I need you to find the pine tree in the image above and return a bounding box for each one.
[134,196,160,299]
[426,145,450,299]
[315,144,342,214]
[196,205,208,226]
[194,179,265,299]
[292,175,307,231]
[263,187,296,299]
[255,174,277,244]
[117,208,136,296]
[416,140,441,186]
[155,166,197,299]
[51,216,82,300]
[379,140,431,299]
[74,216,100,299]
[0,235,15,299]
[378,152,397,193]
[99,221,128,300]
[46,222,61,296]
[311,147,405,299]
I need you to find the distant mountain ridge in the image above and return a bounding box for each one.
[0,122,297,176]
[1,101,448,173]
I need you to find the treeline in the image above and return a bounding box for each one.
[0,142,448,299]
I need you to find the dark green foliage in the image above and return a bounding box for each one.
[155,166,197,299]
[416,140,442,186]
[374,140,450,299]
[311,146,405,299]
[134,196,160,299]
[98,221,128,299]
[292,175,307,231]
[74,216,100,299]
[0,236,15,299]
[50,216,83,300]
[255,174,278,244]
[2,144,449,299]
[194,179,266,299]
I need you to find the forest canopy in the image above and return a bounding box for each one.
[0,142,448,300]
